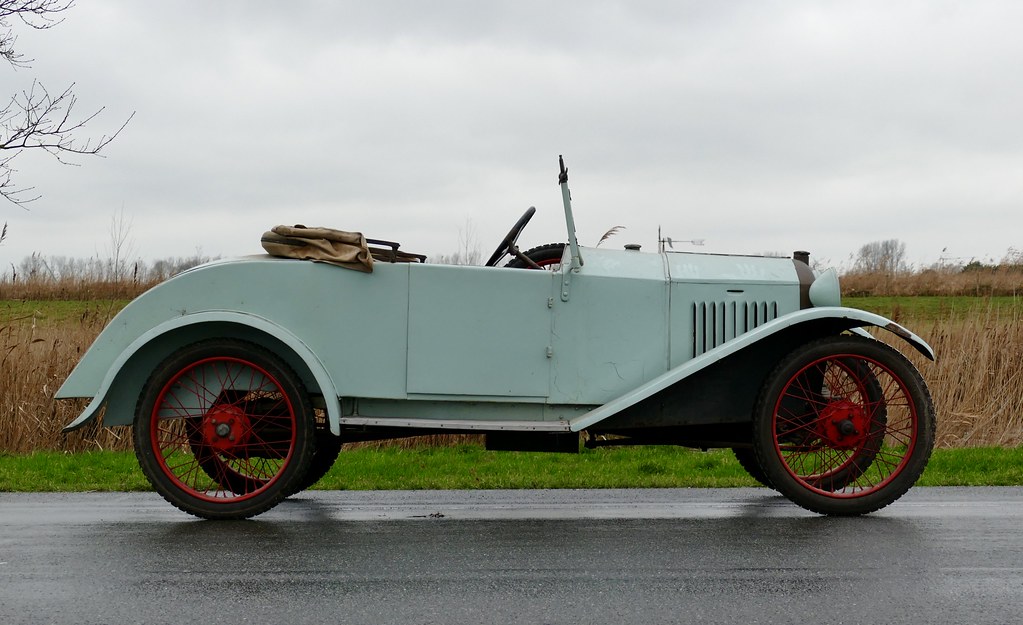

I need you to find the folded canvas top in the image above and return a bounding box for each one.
[261,225,375,272]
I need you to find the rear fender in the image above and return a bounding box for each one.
[60,312,343,435]
[569,306,933,432]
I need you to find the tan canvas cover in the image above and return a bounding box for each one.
[261,225,374,273]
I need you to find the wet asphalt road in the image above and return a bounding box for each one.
[1,487,1021,625]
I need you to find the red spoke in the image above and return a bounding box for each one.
[151,356,296,503]
[773,351,920,498]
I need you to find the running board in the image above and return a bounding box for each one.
[340,416,572,432]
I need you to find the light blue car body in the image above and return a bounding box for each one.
[57,240,932,439]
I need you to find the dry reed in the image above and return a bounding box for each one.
[0,278,155,302]
[905,307,1023,447]
[0,305,130,453]
[842,266,1023,297]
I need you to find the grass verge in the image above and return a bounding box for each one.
[1,445,1021,492]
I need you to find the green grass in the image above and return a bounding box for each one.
[0,450,150,491]
[916,447,1023,486]
[0,299,129,325]
[315,445,752,490]
[2,446,1021,492]
[844,295,1023,320]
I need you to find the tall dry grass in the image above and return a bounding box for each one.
[907,308,1023,447]
[0,277,155,302]
[1,305,131,453]
[2,288,1022,452]
[842,265,1023,297]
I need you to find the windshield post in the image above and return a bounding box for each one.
[558,155,584,268]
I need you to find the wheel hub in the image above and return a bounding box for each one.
[817,399,869,449]
[202,404,252,453]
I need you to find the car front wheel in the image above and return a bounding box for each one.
[752,335,935,516]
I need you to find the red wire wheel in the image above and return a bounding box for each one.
[133,339,315,519]
[752,335,935,515]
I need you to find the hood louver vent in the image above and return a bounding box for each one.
[693,300,779,356]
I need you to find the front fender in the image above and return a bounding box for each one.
[58,311,344,435]
[568,306,933,432]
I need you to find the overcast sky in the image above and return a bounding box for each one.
[2,0,1020,272]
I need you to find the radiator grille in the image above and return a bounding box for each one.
[692,300,779,356]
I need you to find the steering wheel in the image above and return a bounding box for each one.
[485,206,536,266]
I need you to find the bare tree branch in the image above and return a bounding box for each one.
[1,81,134,206]
[1,28,29,67]
[1,1,73,67]
[2,81,133,157]
[0,1,72,29]
[1,1,133,208]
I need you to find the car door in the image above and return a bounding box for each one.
[405,263,554,398]
[548,248,670,404]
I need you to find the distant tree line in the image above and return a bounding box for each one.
[851,239,907,275]
[3,250,217,285]
[959,248,1023,274]
[429,218,482,266]
[848,239,1023,276]
[843,240,1023,297]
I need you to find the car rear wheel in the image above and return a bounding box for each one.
[133,339,316,519]
[286,423,342,495]
[752,335,935,515]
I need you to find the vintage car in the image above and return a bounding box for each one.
[57,157,936,520]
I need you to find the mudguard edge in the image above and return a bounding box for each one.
[568,306,933,432]
[58,311,343,435]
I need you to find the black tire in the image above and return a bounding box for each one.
[505,243,567,269]
[286,425,342,495]
[752,335,935,516]
[732,447,775,489]
[133,339,316,520]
